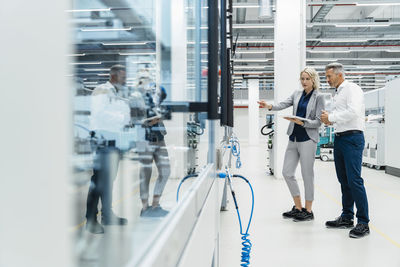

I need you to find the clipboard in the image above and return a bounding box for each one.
[280,115,312,123]
[141,115,161,124]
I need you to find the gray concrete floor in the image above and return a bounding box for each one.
[220,143,400,267]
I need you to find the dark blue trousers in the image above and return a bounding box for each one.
[86,146,120,221]
[334,132,369,224]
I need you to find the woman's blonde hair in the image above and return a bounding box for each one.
[300,67,320,90]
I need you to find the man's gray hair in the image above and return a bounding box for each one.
[325,62,344,75]
[110,64,126,76]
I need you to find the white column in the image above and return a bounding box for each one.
[273,0,306,178]
[171,0,187,102]
[248,79,260,146]
[0,1,71,266]
[163,0,188,179]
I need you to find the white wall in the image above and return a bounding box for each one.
[0,1,72,266]
[385,78,400,170]
[164,0,188,179]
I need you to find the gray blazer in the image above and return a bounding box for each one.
[271,90,325,143]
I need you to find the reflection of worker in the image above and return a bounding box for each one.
[85,65,129,234]
[321,63,370,238]
[135,76,170,217]
[258,67,324,222]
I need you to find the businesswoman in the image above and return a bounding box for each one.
[258,67,325,222]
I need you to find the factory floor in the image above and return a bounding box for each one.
[220,143,400,267]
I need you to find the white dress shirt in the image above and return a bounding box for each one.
[92,81,118,97]
[90,81,130,132]
[328,80,365,133]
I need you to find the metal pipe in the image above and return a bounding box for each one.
[207,0,219,120]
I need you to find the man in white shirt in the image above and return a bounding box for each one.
[320,63,370,238]
[86,65,129,234]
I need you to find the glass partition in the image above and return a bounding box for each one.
[69,0,215,265]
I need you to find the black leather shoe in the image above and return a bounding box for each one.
[293,210,314,222]
[325,216,354,228]
[349,223,370,238]
[282,206,303,219]
[102,213,128,225]
[86,219,104,234]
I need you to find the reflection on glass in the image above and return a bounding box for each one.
[324,93,333,112]
[70,0,210,266]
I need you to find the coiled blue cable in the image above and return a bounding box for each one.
[232,174,254,267]
[179,170,254,266]
[230,138,242,169]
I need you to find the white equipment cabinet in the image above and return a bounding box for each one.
[363,122,385,169]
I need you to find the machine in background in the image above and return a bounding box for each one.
[363,87,386,170]
[186,114,204,175]
[320,143,334,162]
[317,126,335,161]
[363,119,385,170]
[261,114,274,175]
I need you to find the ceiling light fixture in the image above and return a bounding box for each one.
[370,58,400,62]
[119,52,156,56]
[84,68,110,71]
[311,39,369,42]
[335,23,391,27]
[233,59,271,62]
[102,42,147,46]
[357,2,400,6]
[306,59,338,62]
[236,39,274,43]
[66,8,111,12]
[67,53,85,56]
[307,50,351,53]
[232,5,260,8]
[235,50,274,54]
[186,26,208,30]
[81,27,132,32]
[233,24,274,29]
[70,62,102,65]
[234,66,268,69]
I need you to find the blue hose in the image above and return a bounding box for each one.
[232,174,254,267]
[230,138,242,169]
[179,170,254,266]
[176,174,198,202]
[74,123,91,133]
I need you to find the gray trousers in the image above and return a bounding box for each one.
[282,140,317,201]
[139,139,171,200]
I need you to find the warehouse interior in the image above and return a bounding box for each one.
[1,0,400,266]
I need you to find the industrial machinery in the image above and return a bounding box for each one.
[261,114,274,175]
[317,126,335,159]
[320,143,334,162]
[363,87,386,170]
[363,120,385,169]
[186,115,204,174]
